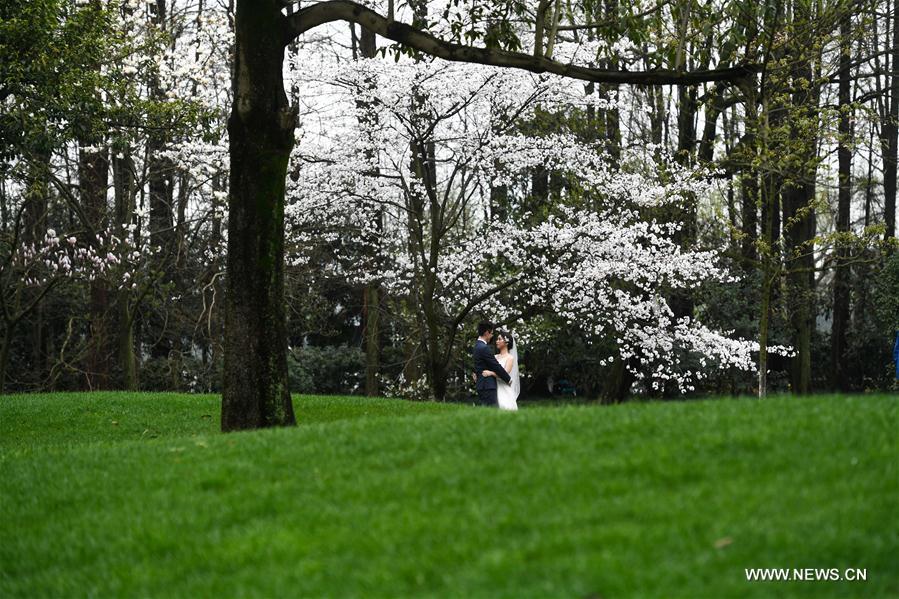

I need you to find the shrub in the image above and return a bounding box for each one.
[288,345,365,395]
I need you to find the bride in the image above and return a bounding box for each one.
[482,329,520,410]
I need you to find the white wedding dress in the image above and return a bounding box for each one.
[496,349,520,411]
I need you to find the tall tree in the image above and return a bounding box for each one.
[779,0,820,396]
[881,0,898,240]
[832,6,853,390]
[356,25,382,397]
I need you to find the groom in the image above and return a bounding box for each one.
[472,321,512,407]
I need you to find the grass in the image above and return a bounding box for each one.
[1,392,896,598]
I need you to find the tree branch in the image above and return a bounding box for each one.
[286,1,759,85]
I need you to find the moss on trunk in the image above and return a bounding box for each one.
[221,1,297,430]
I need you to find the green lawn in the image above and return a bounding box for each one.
[1,392,896,598]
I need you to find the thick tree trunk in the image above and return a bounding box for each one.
[832,13,852,391]
[221,1,296,430]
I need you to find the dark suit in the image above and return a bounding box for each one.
[473,339,512,407]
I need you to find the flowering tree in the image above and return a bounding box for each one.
[285,52,787,400]
[0,222,152,392]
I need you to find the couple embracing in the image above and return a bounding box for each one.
[472,321,520,411]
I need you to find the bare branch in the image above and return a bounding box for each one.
[285,1,758,85]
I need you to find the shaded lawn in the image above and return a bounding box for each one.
[0,392,464,451]
[1,392,896,598]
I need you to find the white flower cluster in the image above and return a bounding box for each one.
[13,226,148,289]
[284,33,785,393]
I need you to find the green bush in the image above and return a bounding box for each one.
[874,252,899,333]
[288,345,365,394]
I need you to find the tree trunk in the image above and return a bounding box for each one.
[79,143,111,390]
[782,178,816,395]
[24,142,50,380]
[782,26,819,395]
[756,81,777,398]
[669,82,699,333]
[0,323,13,395]
[831,11,852,391]
[883,0,898,240]
[602,0,621,164]
[600,353,635,403]
[113,151,138,390]
[363,284,380,396]
[358,25,381,397]
[221,1,296,430]
[757,269,773,398]
[698,85,724,163]
[148,0,176,361]
[740,88,759,267]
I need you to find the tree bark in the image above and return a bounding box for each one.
[781,12,819,395]
[669,81,698,332]
[113,151,138,390]
[24,142,50,380]
[883,0,898,240]
[739,89,759,267]
[357,25,381,397]
[79,143,111,390]
[831,11,852,391]
[221,1,297,430]
[147,0,177,361]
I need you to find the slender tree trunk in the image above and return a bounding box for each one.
[0,322,13,395]
[357,25,381,397]
[148,0,176,361]
[757,268,773,398]
[740,92,759,267]
[118,305,137,390]
[832,11,852,390]
[603,0,621,164]
[782,15,819,395]
[670,82,698,330]
[756,77,777,398]
[754,0,789,397]
[79,143,111,390]
[698,85,724,163]
[24,143,50,381]
[113,151,137,390]
[883,0,898,240]
[221,1,296,430]
[363,284,380,396]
